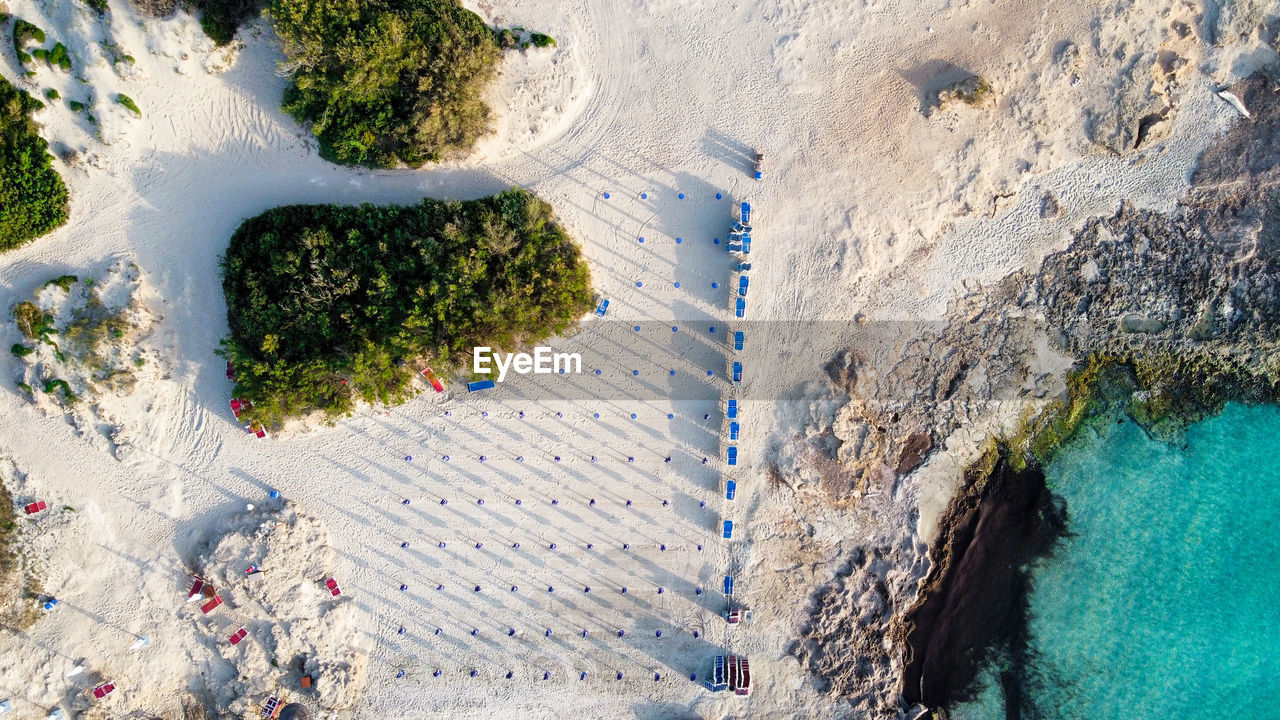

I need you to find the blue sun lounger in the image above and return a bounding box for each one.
[725,399,737,419]
[740,202,751,224]
[704,655,728,692]
[732,361,742,384]
[733,331,745,352]
[735,297,746,318]
[595,299,610,317]
[725,480,736,500]
[729,421,739,441]
[724,575,734,596]
[467,380,496,393]
[723,520,733,539]
[738,276,749,296]
[726,446,738,466]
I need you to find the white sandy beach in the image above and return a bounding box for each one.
[0,0,1271,717]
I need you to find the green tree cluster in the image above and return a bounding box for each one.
[268,0,502,166]
[0,76,69,251]
[220,188,593,428]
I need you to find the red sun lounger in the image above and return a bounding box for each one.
[325,577,341,597]
[254,427,267,439]
[187,577,205,601]
[92,682,115,699]
[229,628,248,646]
[225,361,236,381]
[422,368,445,393]
[23,501,46,515]
[200,595,223,614]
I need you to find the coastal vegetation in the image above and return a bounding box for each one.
[268,0,503,166]
[116,93,141,116]
[0,75,69,251]
[0,476,41,631]
[10,268,148,405]
[220,189,593,428]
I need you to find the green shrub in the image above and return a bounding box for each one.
[10,344,32,357]
[47,43,71,72]
[15,51,31,65]
[44,275,78,291]
[13,20,45,54]
[68,100,85,112]
[30,48,46,61]
[80,0,109,14]
[12,301,51,340]
[0,79,68,250]
[269,0,502,166]
[115,93,140,116]
[42,378,76,404]
[86,112,97,124]
[220,188,593,427]
[44,88,59,101]
[495,28,516,49]
[196,0,263,45]
[528,32,555,48]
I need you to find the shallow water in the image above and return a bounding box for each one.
[952,403,1280,720]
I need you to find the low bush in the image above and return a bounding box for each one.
[269,0,502,166]
[220,188,593,427]
[44,88,58,101]
[47,43,71,72]
[115,93,140,116]
[10,344,32,357]
[0,78,69,250]
[528,32,555,48]
[12,301,51,340]
[195,0,262,45]
[68,100,85,112]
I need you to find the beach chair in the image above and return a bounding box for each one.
[723,575,734,596]
[726,446,738,466]
[325,577,342,597]
[724,606,741,624]
[741,202,751,224]
[421,367,445,393]
[703,655,728,692]
[735,297,746,318]
[91,683,115,699]
[254,427,267,440]
[187,577,206,602]
[737,657,752,695]
[467,380,496,393]
[225,361,235,381]
[732,331,744,352]
[727,656,740,693]
[753,153,764,180]
[741,231,752,254]
[729,422,740,441]
[725,398,737,420]
[200,595,223,614]
[229,628,248,646]
[23,501,46,515]
[738,276,749,297]
[723,520,733,539]
[731,362,742,385]
[230,398,244,420]
[261,696,281,718]
[595,298,610,317]
[725,480,736,500]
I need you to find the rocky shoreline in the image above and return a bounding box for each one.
[898,73,1280,716]
[791,72,1280,717]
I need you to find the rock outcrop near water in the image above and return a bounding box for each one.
[790,73,1280,716]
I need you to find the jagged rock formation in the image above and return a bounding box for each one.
[790,73,1280,716]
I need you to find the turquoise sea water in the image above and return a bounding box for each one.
[954,403,1280,720]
